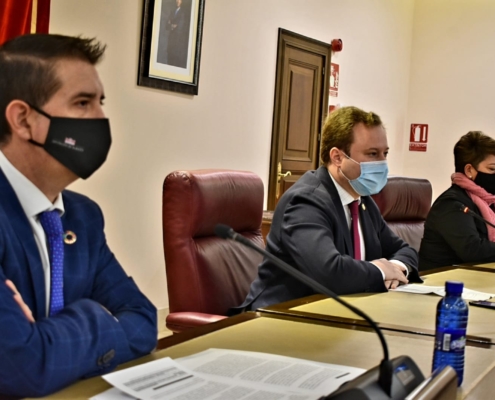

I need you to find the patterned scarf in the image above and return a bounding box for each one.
[451,172,495,241]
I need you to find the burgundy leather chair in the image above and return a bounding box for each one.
[162,170,264,333]
[371,176,432,252]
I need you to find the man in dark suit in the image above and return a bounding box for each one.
[237,106,420,311]
[0,34,157,397]
[166,0,188,68]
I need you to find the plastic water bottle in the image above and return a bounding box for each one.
[432,281,469,386]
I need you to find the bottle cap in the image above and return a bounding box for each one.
[445,281,464,295]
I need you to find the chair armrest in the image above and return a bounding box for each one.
[166,312,227,333]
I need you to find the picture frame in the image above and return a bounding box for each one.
[137,0,205,95]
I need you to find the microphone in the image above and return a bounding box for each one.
[215,224,426,399]
[457,202,495,228]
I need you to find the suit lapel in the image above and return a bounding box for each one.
[0,168,46,318]
[316,166,353,255]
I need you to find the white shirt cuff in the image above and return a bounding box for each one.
[370,262,386,280]
[370,260,409,281]
[390,260,409,277]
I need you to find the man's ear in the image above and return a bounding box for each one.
[4,100,35,141]
[329,147,344,167]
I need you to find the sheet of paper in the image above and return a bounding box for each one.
[98,349,365,400]
[392,284,494,301]
[92,383,316,400]
[176,348,364,396]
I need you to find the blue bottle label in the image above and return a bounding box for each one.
[435,329,466,353]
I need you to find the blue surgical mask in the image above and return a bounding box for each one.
[340,153,388,196]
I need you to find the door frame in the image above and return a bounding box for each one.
[267,29,331,210]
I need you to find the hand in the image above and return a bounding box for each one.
[384,279,401,289]
[6,280,35,323]
[372,258,408,289]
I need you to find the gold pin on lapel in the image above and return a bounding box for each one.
[64,230,77,244]
[362,203,366,211]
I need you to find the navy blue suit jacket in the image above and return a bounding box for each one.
[236,167,420,311]
[0,169,157,397]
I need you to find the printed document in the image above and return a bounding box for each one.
[392,284,494,301]
[92,348,365,400]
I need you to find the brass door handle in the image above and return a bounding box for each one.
[276,170,291,199]
[277,171,292,179]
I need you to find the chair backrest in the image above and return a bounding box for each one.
[162,169,264,316]
[371,176,432,252]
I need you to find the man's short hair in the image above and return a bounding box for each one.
[0,34,106,143]
[320,106,383,165]
[454,131,495,173]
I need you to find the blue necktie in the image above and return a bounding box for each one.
[39,210,64,316]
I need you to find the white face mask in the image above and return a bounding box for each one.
[340,153,389,196]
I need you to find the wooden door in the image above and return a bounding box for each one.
[267,29,331,210]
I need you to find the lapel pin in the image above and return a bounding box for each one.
[64,230,77,244]
[362,203,366,211]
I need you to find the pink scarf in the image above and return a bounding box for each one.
[451,172,495,241]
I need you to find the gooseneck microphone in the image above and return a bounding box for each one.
[457,202,495,228]
[214,224,426,400]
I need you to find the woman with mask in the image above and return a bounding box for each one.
[419,131,495,271]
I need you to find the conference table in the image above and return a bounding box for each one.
[34,265,495,399]
[258,267,495,346]
[35,312,494,400]
[467,262,495,271]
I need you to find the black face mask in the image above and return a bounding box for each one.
[474,171,495,195]
[27,104,112,179]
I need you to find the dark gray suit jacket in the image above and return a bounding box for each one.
[234,167,419,312]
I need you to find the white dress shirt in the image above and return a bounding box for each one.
[0,150,64,314]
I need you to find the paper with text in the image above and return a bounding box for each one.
[94,349,365,400]
[392,284,494,301]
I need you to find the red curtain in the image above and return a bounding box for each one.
[0,0,51,45]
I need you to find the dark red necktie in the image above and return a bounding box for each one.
[349,201,361,260]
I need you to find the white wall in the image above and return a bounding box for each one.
[405,0,495,199]
[50,0,415,309]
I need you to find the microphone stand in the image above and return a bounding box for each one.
[458,202,495,228]
[215,224,425,399]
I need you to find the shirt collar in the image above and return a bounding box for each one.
[328,169,360,207]
[0,150,65,218]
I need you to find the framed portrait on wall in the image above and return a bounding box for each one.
[138,0,205,95]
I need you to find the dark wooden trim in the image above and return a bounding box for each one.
[157,307,490,356]
[260,293,328,311]
[457,265,495,274]
[420,264,495,276]
[258,290,493,348]
[258,307,491,348]
[419,265,458,276]
[157,312,259,350]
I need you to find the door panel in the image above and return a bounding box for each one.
[268,30,331,210]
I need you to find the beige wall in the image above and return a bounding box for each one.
[49,0,415,309]
[404,0,495,199]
